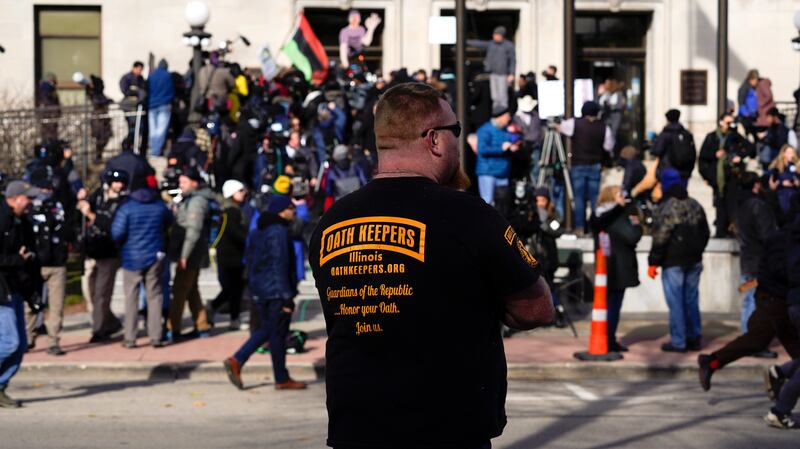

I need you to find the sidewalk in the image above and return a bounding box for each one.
[21,305,790,382]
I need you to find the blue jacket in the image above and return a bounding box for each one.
[475,121,512,178]
[111,189,173,271]
[147,68,175,109]
[312,106,346,162]
[245,212,297,303]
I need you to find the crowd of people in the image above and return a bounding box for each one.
[3,17,799,429]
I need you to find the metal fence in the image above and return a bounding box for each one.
[776,101,798,131]
[0,103,143,177]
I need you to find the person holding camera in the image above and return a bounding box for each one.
[476,108,520,211]
[698,113,755,238]
[77,169,129,343]
[206,179,249,331]
[0,181,41,408]
[24,168,76,356]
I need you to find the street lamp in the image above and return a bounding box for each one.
[184,1,211,125]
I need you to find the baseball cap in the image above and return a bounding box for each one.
[5,180,41,198]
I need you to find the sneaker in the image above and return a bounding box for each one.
[764,365,785,402]
[150,339,166,348]
[46,345,66,356]
[0,389,21,408]
[764,409,800,429]
[197,330,211,339]
[661,343,686,353]
[224,357,243,390]
[229,319,241,331]
[275,378,307,390]
[122,340,137,349]
[698,354,715,391]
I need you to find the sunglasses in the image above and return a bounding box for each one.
[421,121,462,138]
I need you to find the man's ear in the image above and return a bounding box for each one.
[427,131,444,158]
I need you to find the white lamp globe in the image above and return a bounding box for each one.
[185,1,210,28]
[189,35,201,47]
[794,10,800,31]
[72,71,86,85]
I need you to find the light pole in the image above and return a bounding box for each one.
[183,1,211,125]
[793,11,800,51]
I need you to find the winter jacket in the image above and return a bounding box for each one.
[197,65,235,102]
[476,120,512,178]
[147,67,175,109]
[466,39,516,75]
[171,187,215,268]
[119,72,146,107]
[312,107,347,163]
[651,123,695,179]
[756,78,776,128]
[215,198,247,268]
[756,220,795,302]
[786,215,800,306]
[85,187,126,260]
[621,157,646,198]
[592,204,642,291]
[648,185,710,268]
[698,129,754,192]
[735,191,778,277]
[245,212,297,304]
[111,188,172,271]
[0,201,35,301]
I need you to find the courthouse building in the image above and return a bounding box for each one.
[1,0,799,142]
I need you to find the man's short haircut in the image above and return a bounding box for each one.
[374,82,448,150]
[133,61,144,69]
[719,112,733,122]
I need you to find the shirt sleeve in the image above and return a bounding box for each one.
[558,119,575,137]
[473,202,541,298]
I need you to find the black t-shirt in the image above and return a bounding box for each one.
[309,177,541,449]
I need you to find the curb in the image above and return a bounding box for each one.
[18,360,773,382]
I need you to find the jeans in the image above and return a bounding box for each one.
[740,275,756,333]
[477,175,509,206]
[148,104,171,157]
[234,300,290,383]
[0,295,26,388]
[775,305,800,415]
[552,179,565,220]
[661,263,703,349]
[489,73,509,111]
[570,164,601,232]
[607,289,625,346]
[529,146,542,183]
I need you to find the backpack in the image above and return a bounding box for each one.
[207,199,225,248]
[667,129,697,175]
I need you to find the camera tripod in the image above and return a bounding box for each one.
[536,122,574,211]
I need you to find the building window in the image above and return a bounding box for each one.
[303,8,385,73]
[34,6,101,102]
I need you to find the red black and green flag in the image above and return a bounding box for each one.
[281,13,328,85]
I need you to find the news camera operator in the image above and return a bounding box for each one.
[77,169,129,343]
[0,181,43,408]
[24,167,77,356]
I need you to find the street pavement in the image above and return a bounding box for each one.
[1,378,796,449]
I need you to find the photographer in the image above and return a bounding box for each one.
[77,169,129,343]
[24,167,76,356]
[0,181,41,409]
[698,113,756,237]
[476,108,520,211]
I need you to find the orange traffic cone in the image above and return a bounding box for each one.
[574,247,623,361]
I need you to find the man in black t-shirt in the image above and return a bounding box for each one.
[309,83,554,449]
